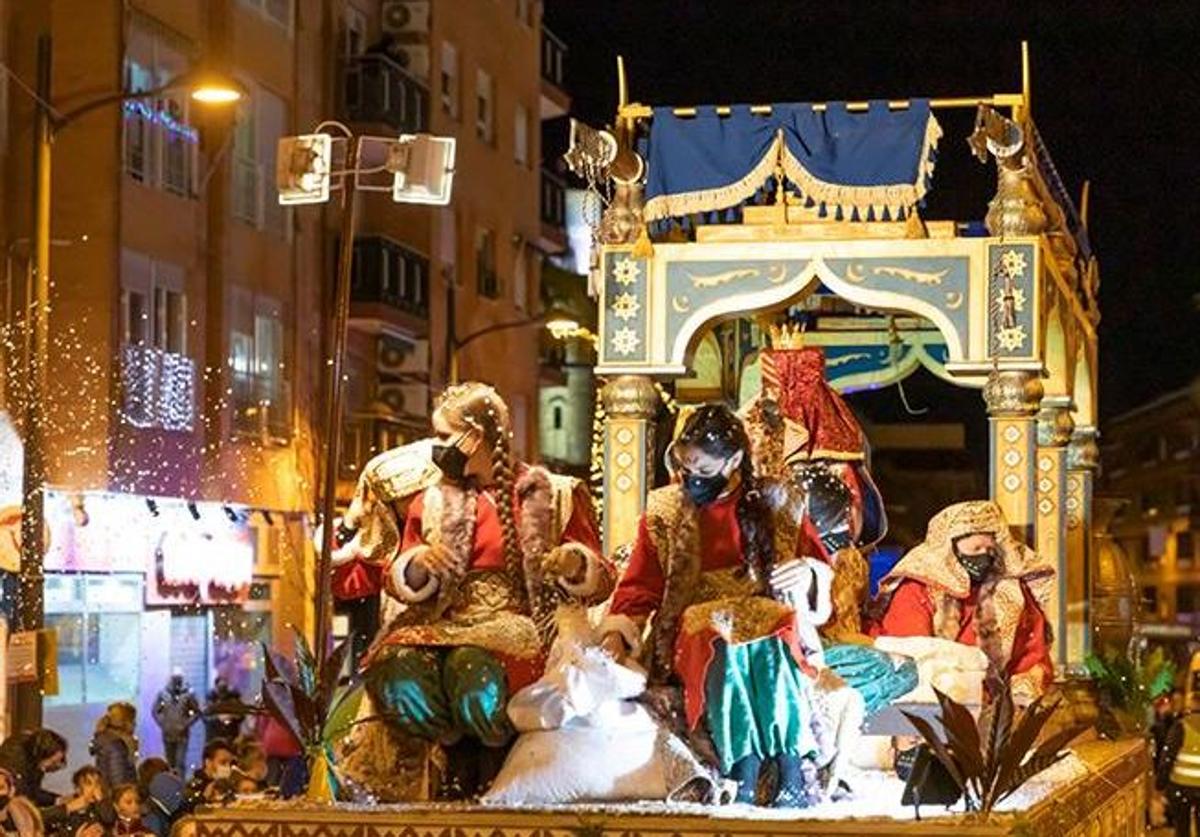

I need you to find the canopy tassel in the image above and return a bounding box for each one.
[631,222,654,259]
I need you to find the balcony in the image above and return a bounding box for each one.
[342,53,429,133]
[119,344,196,432]
[340,413,428,481]
[539,28,569,120]
[350,237,430,336]
[539,167,568,254]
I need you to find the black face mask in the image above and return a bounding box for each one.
[432,439,469,481]
[682,471,729,507]
[955,546,1001,584]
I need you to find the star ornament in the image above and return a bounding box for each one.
[611,292,641,321]
[1000,249,1028,278]
[612,258,641,287]
[610,327,641,356]
[997,325,1028,352]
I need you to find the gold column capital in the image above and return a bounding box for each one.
[601,374,660,419]
[983,369,1044,417]
[1067,426,1100,472]
[1037,401,1075,448]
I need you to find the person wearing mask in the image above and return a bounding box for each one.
[203,678,243,745]
[871,500,1056,704]
[179,740,234,816]
[151,673,201,776]
[92,701,139,790]
[599,404,826,808]
[110,784,150,837]
[47,766,113,837]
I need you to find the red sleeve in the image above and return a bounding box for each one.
[1007,582,1054,682]
[398,492,426,553]
[795,515,831,563]
[872,578,935,637]
[331,561,382,600]
[560,481,602,556]
[608,517,666,619]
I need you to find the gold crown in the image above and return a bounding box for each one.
[766,321,807,350]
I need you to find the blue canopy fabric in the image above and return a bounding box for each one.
[642,101,942,224]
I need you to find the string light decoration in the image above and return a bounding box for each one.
[121,99,200,144]
[119,345,196,432]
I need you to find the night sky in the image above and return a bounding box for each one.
[545,1,1200,418]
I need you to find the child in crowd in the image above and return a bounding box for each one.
[135,758,181,837]
[49,767,111,837]
[111,784,150,837]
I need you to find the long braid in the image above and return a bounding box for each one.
[487,423,525,600]
[735,446,776,592]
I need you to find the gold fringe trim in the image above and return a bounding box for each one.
[642,133,784,223]
[781,114,943,218]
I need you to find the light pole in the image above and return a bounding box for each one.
[449,301,587,384]
[276,126,455,670]
[13,33,241,727]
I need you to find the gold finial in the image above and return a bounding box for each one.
[617,55,628,110]
[1020,40,1031,121]
[767,321,807,350]
[1079,180,1091,229]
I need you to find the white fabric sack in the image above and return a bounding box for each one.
[872,635,987,705]
[484,702,671,804]
[507,607,646,733]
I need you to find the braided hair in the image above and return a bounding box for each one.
[433,383,524,594]
[673,404,775,589]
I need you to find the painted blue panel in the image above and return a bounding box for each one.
[823,256,971,342]
[603,253,650,363]
[986,243,1037,359]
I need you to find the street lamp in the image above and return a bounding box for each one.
[275,122,456,670]
[449,304,593,384]
[13,34,241,728]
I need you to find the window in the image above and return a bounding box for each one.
[1142,585,1158,614]
[232,82,290,237]
[475,227,498,298]
[238,0,293,32]
[343,5,367,57]
[121,250,187,354]
[229,289,292,440]
[123,16,197,196]
[552,403,564,430]
[440,42,459,118]
[1180,531,1196,561]
[1178,584,1200,616]
[44,574,143,708]
[475,69,494,143]
[514,102,529,165]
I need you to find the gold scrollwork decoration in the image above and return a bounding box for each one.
[826,351,874,368]
[872,265,950,286]
[686,267,760,289]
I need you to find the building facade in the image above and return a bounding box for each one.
[0,0,567,767]
[1101,380,1200,627]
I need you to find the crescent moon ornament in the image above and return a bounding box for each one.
[945,291,964,310]
[671,295,692,313]
[845,264,866,284]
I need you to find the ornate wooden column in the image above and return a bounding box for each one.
[1066,426,1099,664]
[983,369,1044,545]
[600,375,659,555]
[1036,397,1074,668]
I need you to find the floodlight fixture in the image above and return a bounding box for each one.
[276,133,333,205]
[389,134,456,206]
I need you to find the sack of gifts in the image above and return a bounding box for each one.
[872,635,988,706]
[484,607,718,805]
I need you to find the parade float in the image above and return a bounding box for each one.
[186,46,1146,836]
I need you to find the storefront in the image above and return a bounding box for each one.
[39,490,311,779]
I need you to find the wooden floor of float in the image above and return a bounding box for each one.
[186,738,1146,837]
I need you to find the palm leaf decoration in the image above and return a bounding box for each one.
[1084,647,1175,735]
[901,679,1089,815]
[260,628,353,802]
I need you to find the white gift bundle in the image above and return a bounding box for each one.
[872,635,988,705]
[484,607,715,805]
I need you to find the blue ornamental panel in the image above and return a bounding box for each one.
[602,252,650,364]
[986,243,1038,360]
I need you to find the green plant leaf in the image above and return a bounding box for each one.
[294,629,319,697]
[322,682,366,744]
[319,639,352,713]
[900,710,968,796]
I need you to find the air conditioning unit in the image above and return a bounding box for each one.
[394,43,430,80]
[381,0,430,34]
[375,383,430,418]
[377,336,429,375]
